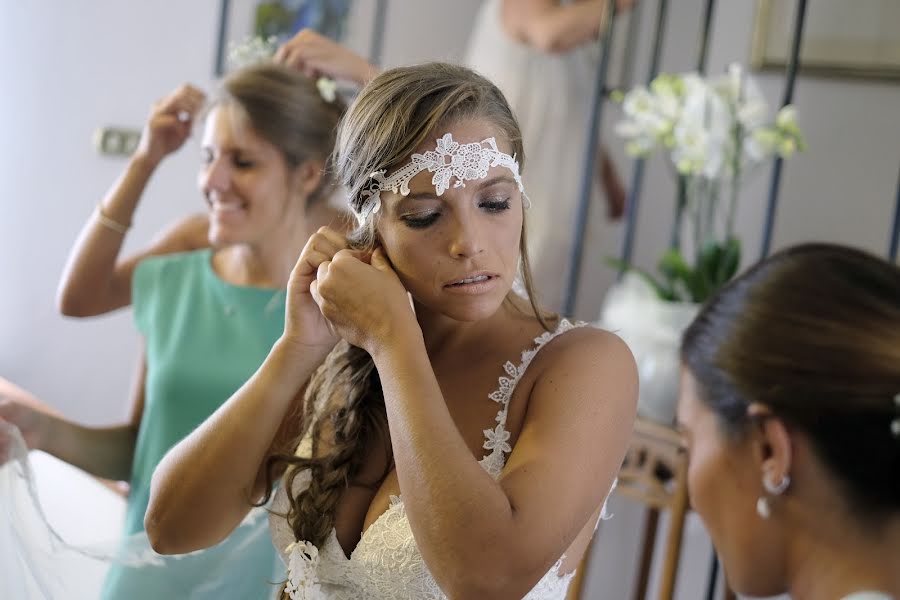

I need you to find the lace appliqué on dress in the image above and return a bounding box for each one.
[285,541,324,600]
[480,318,580,478]
[270,318,595,599]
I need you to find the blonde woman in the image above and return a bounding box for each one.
[147,63,637,599]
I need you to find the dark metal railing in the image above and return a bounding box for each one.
[760,0,809,258]
[561,0,619,316]
[696,0,716,74]
[618,0,670,274]
[369,0,389,67]
[890,163,900,261]
[214,0,231,76]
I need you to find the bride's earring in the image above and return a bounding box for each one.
[756,472,791,519]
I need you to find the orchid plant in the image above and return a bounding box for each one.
[611,63,805,302]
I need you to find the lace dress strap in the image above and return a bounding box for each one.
[480,318,587,478]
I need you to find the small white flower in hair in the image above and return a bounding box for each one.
[227,35,279,70]
[317,77,337,103]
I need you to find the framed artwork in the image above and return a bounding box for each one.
[751,0,900,81]
[214,0,354,76]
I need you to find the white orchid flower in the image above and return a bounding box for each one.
[613,65,804,179]
[775,105,800,132]
[672,82,729,178]
[778,137,798,157]
[711,63,743,102]
[735,76,769,129]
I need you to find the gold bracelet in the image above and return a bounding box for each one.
[96,204,130,235]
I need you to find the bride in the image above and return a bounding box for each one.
[146,62,637,599]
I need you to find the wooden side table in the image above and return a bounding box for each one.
[615,417,691,600]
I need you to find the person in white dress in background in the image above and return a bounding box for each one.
[145,62,638,599]
[463,0,633,312]
[678,243,900,600]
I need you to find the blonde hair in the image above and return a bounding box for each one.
[215,63,345,204]
[261,65,550,594]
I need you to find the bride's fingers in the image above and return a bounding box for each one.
[316,259,331,284]
[292,250,331,279]
[313,226,350,249]
[309,279,323,307]
[306,233,343,259]
[323,317,338,338]
[307,280,339,338]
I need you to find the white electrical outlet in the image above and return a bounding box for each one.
[93,127,142,157]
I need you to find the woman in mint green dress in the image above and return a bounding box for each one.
[0,62,345,598]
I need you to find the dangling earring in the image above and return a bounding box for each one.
[756,472,791,520]
[756,497,771,519]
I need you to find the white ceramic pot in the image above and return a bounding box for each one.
[598,273,699,425]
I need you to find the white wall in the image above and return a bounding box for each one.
[0,0,222,423]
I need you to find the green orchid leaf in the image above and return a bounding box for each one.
[604,256,677,301]
[696,241,729,301]
[657,249,695,302]
[658,249,692,281]
[717,237,741,285]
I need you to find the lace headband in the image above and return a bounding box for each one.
[353,133,530,226]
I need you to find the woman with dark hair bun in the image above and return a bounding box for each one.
[679,243,900,600]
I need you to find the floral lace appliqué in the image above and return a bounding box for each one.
[285,541,325,600]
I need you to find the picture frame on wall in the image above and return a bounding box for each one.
[214,0,354,76]
[751,0,900,81]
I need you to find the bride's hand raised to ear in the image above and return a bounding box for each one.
[281,226,352,360]
[311,247,419,355]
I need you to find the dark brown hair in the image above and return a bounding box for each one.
[682,243,900,516]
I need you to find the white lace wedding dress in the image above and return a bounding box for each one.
[269,319,612,599]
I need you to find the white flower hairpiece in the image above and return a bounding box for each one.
[226,36,338,105]
[353,132,530,226]
[227,35,279,70]
[316,77,337,103]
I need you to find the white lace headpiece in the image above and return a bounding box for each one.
[353,132,530,226]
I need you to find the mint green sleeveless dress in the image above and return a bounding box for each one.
[101,249,285,599]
